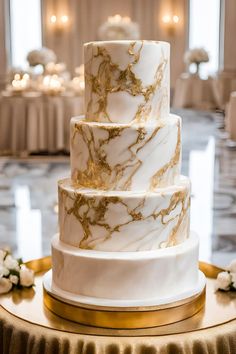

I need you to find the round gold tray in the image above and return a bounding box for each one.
[0,257,236,336]
[43,273,206,329]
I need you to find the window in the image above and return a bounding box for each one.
[10,0,42,69]
[189,0,221,77]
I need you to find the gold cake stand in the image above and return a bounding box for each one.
[1,257,236,336]
[43,272,206,329]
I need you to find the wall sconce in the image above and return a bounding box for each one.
[162,14,180,35]
[50,14,69,33]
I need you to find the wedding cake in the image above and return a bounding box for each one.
[45,40,205,309]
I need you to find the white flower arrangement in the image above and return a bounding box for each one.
[27,47,57,67]
[0,249,34,294]
[184,48,209,65]
[215,260,236,291]
[98,14,140,41]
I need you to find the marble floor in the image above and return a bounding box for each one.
[0,109,236,268]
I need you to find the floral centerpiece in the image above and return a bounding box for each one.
[98,14,140,40]
[27,48,57,72]
[0,249,34,294]
[184,48,209,75]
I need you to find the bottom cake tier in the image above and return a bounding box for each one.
[46,232,205,307]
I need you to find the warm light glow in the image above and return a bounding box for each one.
[123,16,131,23]
[46,62,66,74]
[173,15,179,23]
[107,14,132,24]
[61,15,68,23]
[14,73,21,80]
[50,14,69,31]
[42,74,64,94]
[108,14,130,24]
[162,14,180,34]
[23,73,30,80]
[162,15,171,24]
[72,76,85,91]
[50,15,57,23]
[11,72,30,91]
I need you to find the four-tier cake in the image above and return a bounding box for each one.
[44,40,205,311]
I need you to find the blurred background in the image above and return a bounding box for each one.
[0,0,236,267]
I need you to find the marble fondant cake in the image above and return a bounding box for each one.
[70,114,181,191]
[84,40,169,123]
[58,176,190,251]
[49,40,204,306]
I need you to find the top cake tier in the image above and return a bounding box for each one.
[84,40,170,124]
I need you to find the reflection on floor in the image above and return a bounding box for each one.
[0,109,235,267]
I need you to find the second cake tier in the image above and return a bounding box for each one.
[58,176,190,252]
[70,114,181,191]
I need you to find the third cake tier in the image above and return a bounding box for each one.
[70,114,181,191]
[58,176,190,251]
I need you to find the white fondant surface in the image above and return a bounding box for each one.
[51,232,200,302]
[58,176,190,251]
[84,40,170,123]
[70,114,181,191]
[44,269,205,308]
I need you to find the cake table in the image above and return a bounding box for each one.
[1,257,236,354]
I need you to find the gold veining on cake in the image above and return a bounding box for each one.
[85,41,167,122]
[71,119,181,190]
[71,121,176,191]
[59,183,189,250]
[151,121,181,189]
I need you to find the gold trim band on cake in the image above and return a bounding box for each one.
[43,287,206,329]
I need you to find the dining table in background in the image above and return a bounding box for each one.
[225,91,236,141]
[0,91,84,155]
[173,73,221,111]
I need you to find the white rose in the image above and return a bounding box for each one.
[0,264,10,277]
[19,266,34,287]
[215,271,232,291]
[0,278,13,294]
[227,260,236,273]
[4,255,20,271]
[9,274,19,285]
[0,250,6,264]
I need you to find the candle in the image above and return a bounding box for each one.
[41,74,65,94]
[11,73,30,92]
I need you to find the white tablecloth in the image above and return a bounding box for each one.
[214,72,236,109]
[173,74,220,110]
[225,92,236,141]
[0,92,84,154]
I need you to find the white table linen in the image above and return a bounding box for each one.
[225,92,236,141]
[0,92,84,154]
[173,74,220,110]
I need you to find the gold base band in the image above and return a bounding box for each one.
[43,286,206,329]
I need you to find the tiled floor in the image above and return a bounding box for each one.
[0,109,235,267]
